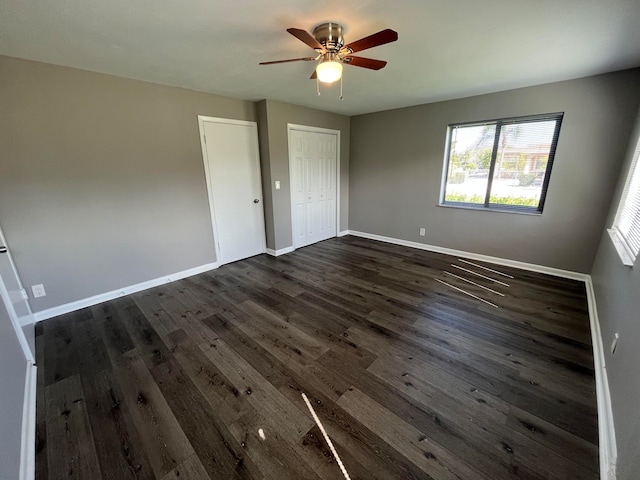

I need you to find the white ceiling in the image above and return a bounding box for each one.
[2,0,640,116]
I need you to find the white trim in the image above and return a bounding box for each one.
[609,132,640,266]
[197,115,267,266]
[287,124,341,249]
[607,228,635,266]
[585,278,617,480]
[265,246,295,257]
[440,126,454,204]
[30,262,218,323]
[0,273,34,362]
[0,225,35,358]
[20,362,37,480]
[345,230,588,281]
[337,230,349,237]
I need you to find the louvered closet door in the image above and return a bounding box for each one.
[289,129,337,249]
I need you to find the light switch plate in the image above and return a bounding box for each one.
[275,180,281,190]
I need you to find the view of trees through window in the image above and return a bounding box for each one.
[443,114,562,212]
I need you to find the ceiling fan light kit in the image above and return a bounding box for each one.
[316,54,343,84]
[260,21,398,99]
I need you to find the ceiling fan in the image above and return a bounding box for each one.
[259,22,398,93]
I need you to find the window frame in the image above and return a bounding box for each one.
[608,131,640,267]
[439,112,564,214]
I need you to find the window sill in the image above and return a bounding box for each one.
[437,203,542,216]
[607,229,635,267]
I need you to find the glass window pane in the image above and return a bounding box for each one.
[444,124,495,205]
[489,120,557,208]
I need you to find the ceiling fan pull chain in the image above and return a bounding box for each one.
[316,77,321,96]
[339,75,344,100]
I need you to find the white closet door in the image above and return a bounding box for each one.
[290,132,307,247]
[318,133,337,238]
[289,129,338,249]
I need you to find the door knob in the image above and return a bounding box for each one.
[253,199,260,203]
[0,246,7,254]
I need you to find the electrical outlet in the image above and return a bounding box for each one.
[31,284,46,298]
[419,227,426,236]
[275,180,281,190]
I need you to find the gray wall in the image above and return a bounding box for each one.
[591,105,640,480]
[259,100,350,251]
[0,297,28,480]
[0,55,256,312]
[349,69,640,272]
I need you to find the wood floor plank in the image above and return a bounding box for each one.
[113,297,174,369]
[110,348,195,478]
[150,358,259,479]
[168,328,252,430]
[366,353,597,479]
[80,369,155,479]
[36,237,598,480]
[45,375,102,479]
[227,409,320,480]
[319,347,518,480]
[337,387,482,480]
[91,302,136,357]
[367,354,511,429]
[42,314,80,386]
[159,454,211,480]
[506,405,599,474]
[198,338,315,442]
[276,374,434,480]
[345,323,598,444]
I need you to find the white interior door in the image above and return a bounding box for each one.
[290,128,338,249]
[199,117,266,265]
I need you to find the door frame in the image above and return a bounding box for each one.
[197,115,266,265]
[0,225,34,362]
[0,226,37,480]
[287,123,341,249]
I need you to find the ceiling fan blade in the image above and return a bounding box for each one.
[342,29,398,54]
[260,57,316,65]
[344,56,387,70]
[287,28,324,51]
[310,70,317,80]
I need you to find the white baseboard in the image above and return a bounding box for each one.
[30,262,218,323]
[337,230,349,237]
[20,362,36,480]
[345,230,589,281]
[585,278,617,480]
[266,246,295,257]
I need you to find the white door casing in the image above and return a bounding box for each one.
[0,226,33,361]
[0,225,37,480]
[288,125,340,249]
[198,116,266,266]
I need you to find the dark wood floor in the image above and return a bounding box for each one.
[35,237,599,479]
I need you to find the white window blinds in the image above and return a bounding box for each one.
[609,135,640,266]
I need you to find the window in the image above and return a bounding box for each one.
[608,133,640,266]
[441,113,563,213]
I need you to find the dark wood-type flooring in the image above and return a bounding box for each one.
[35,237,599,479]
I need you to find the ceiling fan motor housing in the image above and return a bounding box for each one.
[312,22,345,52]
